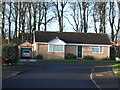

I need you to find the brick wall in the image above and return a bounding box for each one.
[36,44,109,60]
[65,45,76,55]
[83,46,109,60]
[37,44,64,59]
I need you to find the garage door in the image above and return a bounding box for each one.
[20,47,32,59]
[21,47,32,52]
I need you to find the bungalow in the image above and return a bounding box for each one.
[33,31,111,60]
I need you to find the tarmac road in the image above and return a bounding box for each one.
[2,62,115,89]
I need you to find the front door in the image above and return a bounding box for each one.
[78,46,82,58]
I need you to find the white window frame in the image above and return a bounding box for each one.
[92,46,103,54]
[48,44,64,52]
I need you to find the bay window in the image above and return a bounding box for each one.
[49,44,64,52]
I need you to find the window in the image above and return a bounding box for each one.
[92,46,103,53]
[49,44,64,52]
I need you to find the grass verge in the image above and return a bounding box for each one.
[112,64,120,77]
[36,59,118,63]
[112,64,120,68]
[2,62,25,69]
[116,72,120,77]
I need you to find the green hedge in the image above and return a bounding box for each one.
[2,44,18,63]
[65,53,76,59]
[83,55,95,60]
[36,54,43,59]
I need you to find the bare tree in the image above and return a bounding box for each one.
[8,2,12,40]
[114,2,120,42]
[42,2,56,31]
[13,2,18,38]
[97,2,107,33]
[109,2,116,41]
[65,2,82,32]
[18,2,22,41]
[53,1,67,32]
[21,3,27,42]
[32,3,37,32]
[92,3,99,33]
[38,2,43,31]
[82,2,89,33]
[1,2,6,39]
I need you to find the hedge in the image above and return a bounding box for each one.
[36,54,43,59]
[65,53,76,59]
[83,55,95,60]
[2,43,18,63]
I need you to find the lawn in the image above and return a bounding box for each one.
[116,72,120,77]
[112,64,120,68]
[2,63,25,69]
[112,64,120,77]
[36,59,118,63]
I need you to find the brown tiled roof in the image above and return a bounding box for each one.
[35,31,111,45]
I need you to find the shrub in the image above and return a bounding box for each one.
[2,43,18,63]
[83,55,95,60]
[36,54,43,59]
[65,53,76,59]
[102,57,110,60]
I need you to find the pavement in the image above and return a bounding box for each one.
[2,62,120,89]
[2,62,40,80]
[92,64,119,89]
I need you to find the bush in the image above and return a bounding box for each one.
[2,43,18,63]
[102,57,110,60]
[36,54,43,59]
[83,55,95,60]
[65,53,76,59]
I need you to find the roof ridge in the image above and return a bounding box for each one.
[35,31,108,35]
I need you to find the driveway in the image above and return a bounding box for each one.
[2,62,115,88]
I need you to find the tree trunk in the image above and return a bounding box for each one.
[2,2,5,39]
[14,2,18,38]
[8,2,12,40]
[82,2,87,33]
[28,3,32,34]
[38,3,41,31]
[18,2,21,42]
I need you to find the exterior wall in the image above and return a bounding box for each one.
[83,46,109,60]
[36,43,109,60]
[65,45,76,55]
[37,44,64,59]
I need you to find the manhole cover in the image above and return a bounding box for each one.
[95,74,103,76]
